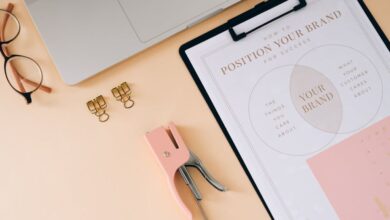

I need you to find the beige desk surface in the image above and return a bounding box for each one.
[0,1,389,220]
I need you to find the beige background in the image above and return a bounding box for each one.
[0,0,388,220]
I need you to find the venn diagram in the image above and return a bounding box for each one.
[249,45,383,156]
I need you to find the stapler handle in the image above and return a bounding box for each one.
[145,123,193,220]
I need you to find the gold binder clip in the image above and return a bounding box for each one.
[87,95,110,122]
[111,82,135,109]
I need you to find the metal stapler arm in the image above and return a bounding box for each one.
[179,166,203,200]
[185,151,227,192]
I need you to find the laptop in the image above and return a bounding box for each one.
[25,0,240,84]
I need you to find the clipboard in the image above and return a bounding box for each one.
[179,0,390,219]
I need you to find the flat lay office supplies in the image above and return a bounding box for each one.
[0,3,51,104]
[145,123,227,220]
[180,0,390,219]
[87,95,109,122]
[24,0,241,84]
[111,82,134,109]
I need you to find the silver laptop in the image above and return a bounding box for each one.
[25,0,239,84]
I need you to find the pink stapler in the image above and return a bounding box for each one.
[145,123,226,220]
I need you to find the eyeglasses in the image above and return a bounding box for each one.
[0,3,51,104]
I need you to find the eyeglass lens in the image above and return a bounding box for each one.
[5,55,43,94]
[0,10,19,43]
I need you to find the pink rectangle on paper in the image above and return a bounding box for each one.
[308,117,390,220]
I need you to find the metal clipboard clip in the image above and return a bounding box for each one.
[145,123,226,220]
[228,0,307,41]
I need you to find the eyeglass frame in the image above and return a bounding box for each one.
[0,4,50,104]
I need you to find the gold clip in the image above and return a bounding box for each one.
[112,82,135,109]
[87,95,110,122]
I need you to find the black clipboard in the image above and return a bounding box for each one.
[179,0,390,219]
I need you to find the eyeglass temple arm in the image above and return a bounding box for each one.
[2,3,52,94]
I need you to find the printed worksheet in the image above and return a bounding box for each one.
[183,0,390,219]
